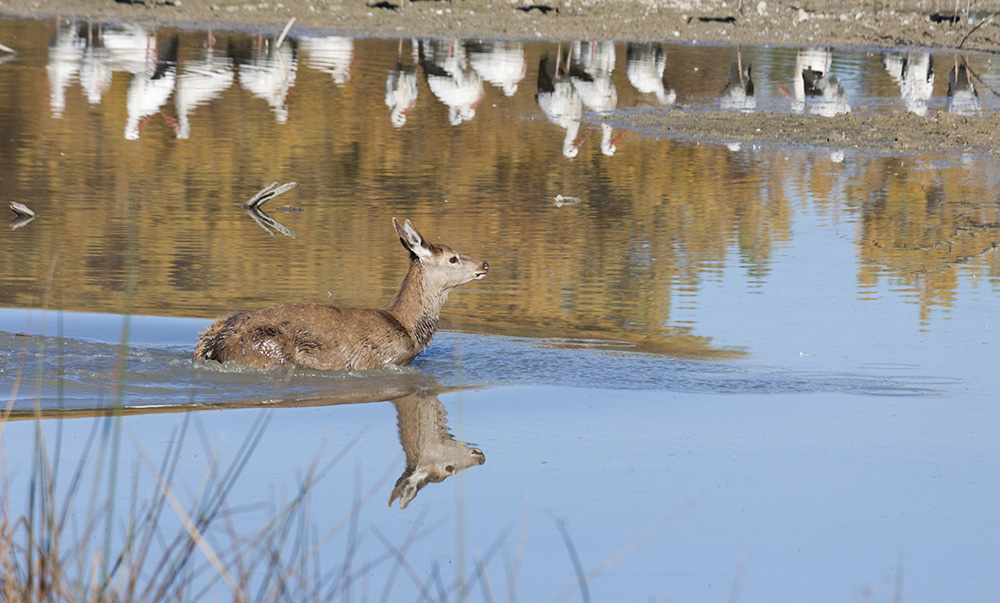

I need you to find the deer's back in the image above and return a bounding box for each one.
[193,303,419,370]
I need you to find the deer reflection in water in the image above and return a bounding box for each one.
[389,390,485,509]
[0,384,485,511]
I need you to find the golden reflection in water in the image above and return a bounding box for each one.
[849,156,1000,322]
[0,20,998,357]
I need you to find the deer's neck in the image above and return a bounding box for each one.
[394,393,461,466]
[389,260,447,350]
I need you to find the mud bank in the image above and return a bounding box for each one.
[3,0,999,51]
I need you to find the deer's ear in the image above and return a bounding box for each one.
[393,218,433,260]
[388,468,429,509]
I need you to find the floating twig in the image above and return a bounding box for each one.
[241,181,297,209]
[517,4,558,14]
[10,201,37,217]
[275,17,296,50]
[241,183,297,237]
[244,205,295,237]
[959,9,1000,48]
[9,202,38,230]
[550,194,582,208]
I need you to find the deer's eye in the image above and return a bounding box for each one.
[449,256,458,264]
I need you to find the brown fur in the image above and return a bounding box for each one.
[193,219,487,371]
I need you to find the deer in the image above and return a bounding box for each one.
[389,390,485,509]
[194,208,488,371]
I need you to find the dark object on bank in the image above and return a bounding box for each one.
[517,4,558,14]
[929,13,961,23]
[690,15,737,23]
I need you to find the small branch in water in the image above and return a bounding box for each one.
[549,194,582,208]
[244,206,296,238]
[958,10,999,48]
[0,42,17,54]
[275,17,296,49]
[9,202,39,229]
[242,182,297,209]
[552,516,590,603]
[10,201,37,217]
[241,182,298,237]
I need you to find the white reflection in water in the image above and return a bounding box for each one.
[174,41,234,139]
[385,40,418,127]
[883,51,934,116]
[720,51,755,112]
[36,26,1000,148]
[467,39,526,97]
[47,23,179,138]
[792,47,850,117]
[626,42,677,107]
[299,35,353,85]
[536,48,584,158]
[948,59,980,115]
[419,38,483,126]
[124,34,177,140]
[46,21,84,117]
[570,41,619,155]
[79,27,113,105]
[238,38,297,123]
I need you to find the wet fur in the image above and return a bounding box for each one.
[194,303,421,371]
[193,219,486,371]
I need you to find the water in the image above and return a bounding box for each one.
[1,16,1000,602]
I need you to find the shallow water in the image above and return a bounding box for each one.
[1,16,1000,602]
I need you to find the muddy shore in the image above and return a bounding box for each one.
[4,0,999,50]
[2,0,999,153]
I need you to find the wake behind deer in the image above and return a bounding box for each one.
[194,214,488,370]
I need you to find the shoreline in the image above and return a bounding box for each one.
[3,0,999,52]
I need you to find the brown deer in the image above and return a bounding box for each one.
[194,215,488,370]
[389,390,485,509]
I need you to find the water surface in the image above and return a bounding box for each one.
[1,16,999,602]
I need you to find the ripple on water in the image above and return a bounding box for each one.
[2,329,945,416]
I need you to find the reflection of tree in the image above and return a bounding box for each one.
[850,157,1000,320]
[1,30,791,359]
[6,28,998,353]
